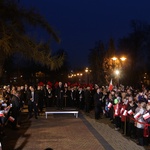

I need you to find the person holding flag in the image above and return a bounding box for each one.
[126,96,137,138]
[135,101,146,146]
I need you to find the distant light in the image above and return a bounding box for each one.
[115,70,120,75]
[120,57,126,61]
[85,67,89,72]
[112,57,117,61]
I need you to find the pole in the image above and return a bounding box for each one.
[124,117,126,135]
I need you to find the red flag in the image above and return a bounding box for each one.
[143,113,150,120]
[108,102,112,108]
[8,116,15,122]
[128,109,133,115]
[134,112,141,119]
[0,111,4,117]
[123,110,128,116]
[108,79,113,91]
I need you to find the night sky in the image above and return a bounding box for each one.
[20,0,150,68]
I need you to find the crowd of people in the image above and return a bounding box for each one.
[0,81,150,147]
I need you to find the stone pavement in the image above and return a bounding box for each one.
[1,108,149,150]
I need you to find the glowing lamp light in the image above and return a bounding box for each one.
[112,57,117,61]
[85,67,89,72]
[120,57,126,61]
[115,70,120,76]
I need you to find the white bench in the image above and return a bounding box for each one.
[45,110,79,119]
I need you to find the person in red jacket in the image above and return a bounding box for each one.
[120,97,128,134]
[114,98,122,131]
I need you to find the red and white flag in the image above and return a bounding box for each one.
[0,111,4,117]
[115,109,119,116]
[134,112,141,119]
[128,109,133,115]
[120,107,124,114]
[108,102,112,108]
[8,116,15,122]
[108,79,113,91]
[143,113,150,120]
[123,110,127,116]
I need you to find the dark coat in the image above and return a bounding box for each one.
[94,92,103,107]
[55,86,64,100]
[84,90,91,103]
[27,90,39,104]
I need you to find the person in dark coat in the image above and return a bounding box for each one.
[63,87,70,107]
[84,87,91,113]
[78,86,85,110]
[55,82,64,110]
[94,88,103,119]
[27,86,39,119]
[46,87,53,107]
[37,85,44,114]
[71,86,78,108]
[10,89,21,129]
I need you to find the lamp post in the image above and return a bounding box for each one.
[85,67,89,84]
[115,69,120,87]
[85,67,92,84]
[68,72,83,84]
[77,73,83,83]
[112,56,127,67]
[111,56,127,86]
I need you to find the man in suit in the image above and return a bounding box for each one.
[11,89,21,129]
[27,86,39,119]
[55,82,64,110]
[94,88,103,120]
[78,86,85,110]
[84,87,91,113]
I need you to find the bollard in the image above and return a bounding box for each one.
[124,117,126,135]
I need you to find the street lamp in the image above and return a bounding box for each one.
[115,69,120,76]
[111,56,127,86]
[84,67,92,84]
[120,57,126,61]
[115,69,120,86]
[112,57,117,61]
[111,56,127,69]
[85,67,89,84]
[85,67,89,73]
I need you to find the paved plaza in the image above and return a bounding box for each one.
[1,108,149,150]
